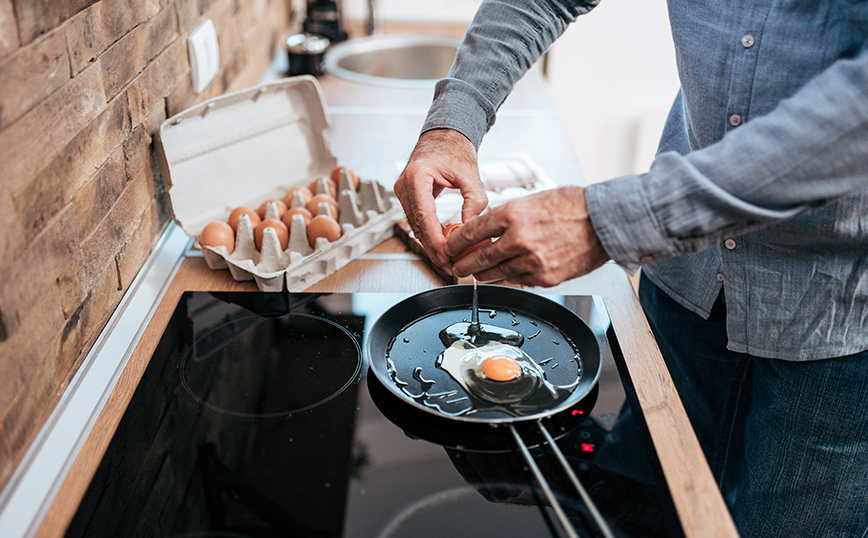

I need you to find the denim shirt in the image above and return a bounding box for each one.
[423,0,868,360]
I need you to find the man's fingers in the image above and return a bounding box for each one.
[396,167,449,266]
[460,189,489,224]
[444,202,514,259]
[445,187,611,287]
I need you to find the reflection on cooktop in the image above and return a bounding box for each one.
[63,291,684,538]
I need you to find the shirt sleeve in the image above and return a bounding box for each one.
[421,0,600,149]
[586,45,868,273]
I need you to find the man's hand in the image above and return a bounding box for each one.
[395,129,488,267]
[445,186,611,287]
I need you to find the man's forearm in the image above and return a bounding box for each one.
[422,0,597,149]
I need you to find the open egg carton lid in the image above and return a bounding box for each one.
[156,75,402,291]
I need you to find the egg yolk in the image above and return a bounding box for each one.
[481,355,522,382]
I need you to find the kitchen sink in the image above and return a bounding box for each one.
[323,35,461,87]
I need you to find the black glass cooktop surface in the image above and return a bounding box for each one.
[64,291,685,538]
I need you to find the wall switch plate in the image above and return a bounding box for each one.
[188,19,220,94]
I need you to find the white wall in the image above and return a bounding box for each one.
[547,0,679,184]
[333,0,679,185]
[342,0,484,23]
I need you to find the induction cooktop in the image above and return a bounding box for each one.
[63,290,684,538]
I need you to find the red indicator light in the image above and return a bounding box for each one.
[581,443,595,452]
[571,409,584,416]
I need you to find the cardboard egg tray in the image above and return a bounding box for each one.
[156,76,403,291]
[197,176,400,291]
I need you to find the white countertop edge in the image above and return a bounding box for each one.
[0,223,191,538]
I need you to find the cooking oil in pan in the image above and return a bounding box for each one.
[439,321,524,347]
[385,304,583,418]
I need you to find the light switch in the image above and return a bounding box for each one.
[188,19,220,94]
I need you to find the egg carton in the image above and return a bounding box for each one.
[156,76,404,292]
[197,173,402,291]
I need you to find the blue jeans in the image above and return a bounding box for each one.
[638,273,868,538]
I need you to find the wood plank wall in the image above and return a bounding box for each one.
[0,0,293,493]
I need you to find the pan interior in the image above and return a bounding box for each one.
[384,304,584,421]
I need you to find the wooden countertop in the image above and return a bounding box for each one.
[36,68,738,538]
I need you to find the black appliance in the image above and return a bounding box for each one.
[64,291,685,538]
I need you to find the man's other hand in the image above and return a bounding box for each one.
[446,186,611,287]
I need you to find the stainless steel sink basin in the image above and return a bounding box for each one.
[323,35,461,87]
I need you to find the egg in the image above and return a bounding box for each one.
[227,206,261,232]
[254,218,289,250]
[200,221,235,253]
[283,185,313,208]
[443,222,492,261]
[282,206,313,227]
[437,341,544,405]
[307,193,339,218]
[258,199,288,220]
[330,166,359,190]
[309,177,337,199]
[307,214,341,246]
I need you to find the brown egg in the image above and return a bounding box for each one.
[257,199,288,220]
[254,218,289,250]
[309,177,337,199]
[282,206,313,227]
[308,214,342,246]
[306,193,339,218]
[443,222,492,261]
[200,221,235,254]
[228,206,261,232]
[283,185,313,207]
[330,166,360,190]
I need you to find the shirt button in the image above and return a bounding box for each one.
[725,238,736,250]
[717,273,725,282]
[741,34,755,48]
[729,114,742,127]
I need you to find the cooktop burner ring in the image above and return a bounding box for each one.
[179,311,362,418]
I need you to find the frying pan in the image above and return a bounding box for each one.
[365,285,615,538]
[365,284,602,425]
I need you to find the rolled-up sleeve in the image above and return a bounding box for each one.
[586,46,868,272]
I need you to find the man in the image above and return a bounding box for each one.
[394,1,868,536]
